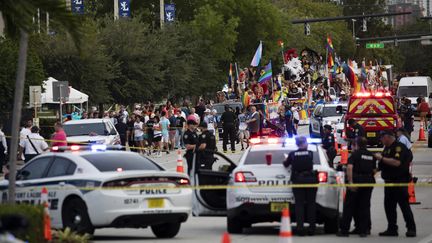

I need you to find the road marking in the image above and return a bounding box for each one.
[418,233,432,243]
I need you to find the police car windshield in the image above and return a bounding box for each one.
[322,107,341,117]
[64,123,106,136]
[81,153,162,172]
[245,149,320,165]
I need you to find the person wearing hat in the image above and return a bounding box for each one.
[338,137,376,237]
[322,125,337,168]
[197,121,216,170]
[221,105,237,153]
[374,130,416,237]
[203,108,216,135]
[183,120,199,175]
[283,136,318,236]
[346,119,365,149]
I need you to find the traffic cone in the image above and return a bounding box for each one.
[278,208,292,243]
[333,129,339,155]
[418,122,426,141]
[408,179,420,205]
[176,150,184,173]
[41,187,52,241]
[221,232,231,243]
[340,145,348,165]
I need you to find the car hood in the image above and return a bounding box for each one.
[322,116,342,124]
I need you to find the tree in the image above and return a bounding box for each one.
[0,0,80,203]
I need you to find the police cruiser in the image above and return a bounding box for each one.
[310,103,347,138]
[190,137,343,234]
[0,145,192,238]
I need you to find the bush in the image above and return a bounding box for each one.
[0,204,45,242]
[52,228,90,243]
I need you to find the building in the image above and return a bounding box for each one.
[386,0,425,28]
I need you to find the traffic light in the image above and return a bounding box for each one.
[304,23,311,36]
[394,39,398,47]
[361,18,367,32]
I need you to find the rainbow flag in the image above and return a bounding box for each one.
[241,92,250,107]
[342,62,360,92]
[258,61,272,84]
[250,41,262,67]
[327,52,334,68]
[228,63,233,88]
[326,34,334,52]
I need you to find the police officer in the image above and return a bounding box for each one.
[197,122,217,170]
[338,137,376,237]
[346,119,365,148]
[283,136,317,236]
[374,130,416,237]
[183,120,199,175]
[221,105,237,153]
[322,125,337,168]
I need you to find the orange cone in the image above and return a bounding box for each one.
[41,187,52,241]
[278,208,292,243]
[408,179,420,205]
[176,150,184,173]
[418,122,426,141]
[221,232,231,243]
[340,145,348,165]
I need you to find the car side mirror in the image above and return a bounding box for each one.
[19,170,30,180]
[336,105,343,114]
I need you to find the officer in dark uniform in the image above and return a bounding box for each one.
[283,136,318,236]
[374,130,416,237]
[183,120,199,175]
[197,122,217,170]
[322,125,337,168]
[338,137,376,237]
[346,119,365,148]
[221,105,237,153]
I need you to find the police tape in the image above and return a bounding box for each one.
[14,182,432,192]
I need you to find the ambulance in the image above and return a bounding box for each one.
[343,92,401,145]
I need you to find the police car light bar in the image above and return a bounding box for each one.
[284,138,322,144]
[51,144,123,152]
[354,92,391,98]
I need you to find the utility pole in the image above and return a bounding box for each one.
[351,19,356,39]
[59,84,63,124]
[46,12,49,34]
[114,0,119,20]
[160,0,164,28]
[37,8,41,34]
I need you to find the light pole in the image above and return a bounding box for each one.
[351,19,357,39]
[59,84,63,124]
[160,0,164,28]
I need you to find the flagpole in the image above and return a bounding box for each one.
[270,60,274,101]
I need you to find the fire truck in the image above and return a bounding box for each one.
[342,91,401,145]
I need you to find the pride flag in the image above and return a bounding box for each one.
[250,41,263,67]
[342,62,360,92]
[241,92,250,107]
[258,61,272,84]
[327,52,334,68]
[326,34,334,52]
[228,63,233,88]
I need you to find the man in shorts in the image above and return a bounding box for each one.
[160,111,171,154]
[238,108,249,150]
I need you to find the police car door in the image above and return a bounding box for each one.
[311,105,323,137]
[191,151,236,216]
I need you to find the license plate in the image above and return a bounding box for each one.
[147,198,164,208]
[270,202,289,212]
[367,132,376,138]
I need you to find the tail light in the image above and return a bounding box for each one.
[234,172,257,183]
[267,138,279,144]
[318,171,328,183]
[249,138,261,144]
[177,178,190,185]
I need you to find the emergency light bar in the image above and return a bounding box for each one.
[249,136,322,145]
[284,138,322,145]
[354,92,391,98]
[51,144,123,152]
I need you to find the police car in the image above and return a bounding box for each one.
[63,119,120,145]
[310,103,347,138]
[0,145,192,238]
[190,138,344,234]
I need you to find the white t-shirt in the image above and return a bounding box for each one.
[134,121,144,137]
[19,133,48,155]
[0,130,7,152]
[204,115,216,131]
[292,107,300,120]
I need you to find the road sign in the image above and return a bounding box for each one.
[421,36,432,45]
[52,81,69,102]
[366,43,384,49]
[164,4,175,23]
[29,86,42,108]
[71,0,84,14]
[118,0,130,18]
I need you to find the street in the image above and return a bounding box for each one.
[91,123,432,243]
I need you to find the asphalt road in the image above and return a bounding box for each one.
[91,123,432,243]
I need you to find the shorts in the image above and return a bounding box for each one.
[153,136,162,142]
[169,130,176,140]
[239,130,250,139]
[134,135,144,141]
[162,134,169,143]
[294,119,299,125]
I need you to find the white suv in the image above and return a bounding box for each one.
[63,119,120,145]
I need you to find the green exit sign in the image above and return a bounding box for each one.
[366,43,384,49]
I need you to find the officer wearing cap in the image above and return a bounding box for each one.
[183,120,199,175]
[197,121,216,170]
[347,119,365,148]
[283,136,317,236]
[338,137,376,237]
[221,104,237,153]
[374,130,416,237]
[322,125,337,168]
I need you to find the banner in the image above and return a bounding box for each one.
[164,4,175,23]
[118,0,131,18]
[71,0,84,14]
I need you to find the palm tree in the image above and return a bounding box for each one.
[0,0,81,203]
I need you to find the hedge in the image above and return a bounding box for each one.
[0,203,45,243]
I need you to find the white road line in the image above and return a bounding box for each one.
[418,233,432,243]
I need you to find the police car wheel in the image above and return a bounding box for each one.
[323,217,338,234]
[227,217,243,234]
[151,222,181,238]
[62,197,94,235]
